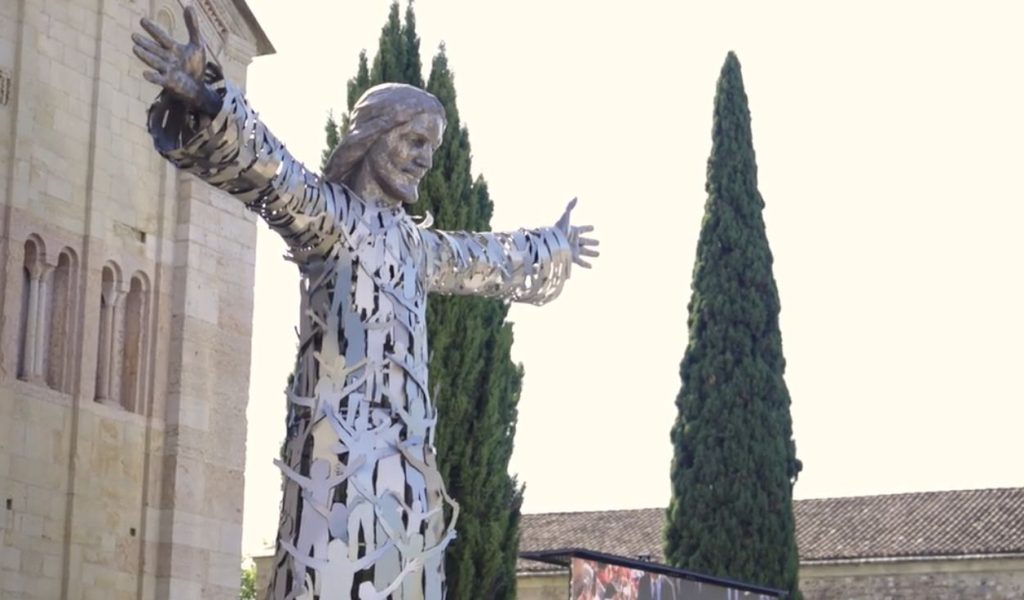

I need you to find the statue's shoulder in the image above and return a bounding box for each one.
[320,178,367,213]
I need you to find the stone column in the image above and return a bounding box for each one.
[95,279,123,402]
[31,263,53,381]
[109,284,126,407]
[21,261,52,382]
[21,267,41,379]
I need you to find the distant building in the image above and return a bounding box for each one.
[0,1,271,598]
[518,488,1024,599]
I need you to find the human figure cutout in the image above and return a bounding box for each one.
[280,538,395,598]
[274,457,364,585]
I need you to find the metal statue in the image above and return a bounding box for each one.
[132,7,598,599]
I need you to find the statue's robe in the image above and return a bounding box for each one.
[148,73,573,599]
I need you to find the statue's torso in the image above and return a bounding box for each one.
[278,198,449,598]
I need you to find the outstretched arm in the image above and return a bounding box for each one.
[422,199,598,305]
[132,7,354,262]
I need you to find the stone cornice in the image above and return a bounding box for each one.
[188,0,274,65]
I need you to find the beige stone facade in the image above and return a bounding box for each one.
[0,1,270,598]
[799,556,1024,600]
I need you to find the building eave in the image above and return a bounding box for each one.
[231,0,275,55]
[801,552,1024,567]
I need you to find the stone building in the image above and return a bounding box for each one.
[0,1,271,598]
[517,488,1024,599]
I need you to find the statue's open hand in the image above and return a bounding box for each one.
[556,198,600,269]
[132,6,221,115]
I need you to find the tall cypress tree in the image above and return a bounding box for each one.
[321,49,368,171]
[417,47,523,600]
[320,111,340,171]
[319,5,524,598]
[320,0,410,168]
[401,1,424,88]
[665,52,802,598]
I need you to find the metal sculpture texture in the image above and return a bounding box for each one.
[133,7,598,599]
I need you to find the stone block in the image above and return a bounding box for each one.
[202,582,238,600]
[30,575,63,600]
[19,548,43,576]
[140,573,157,600]
[42,553,61,578]
[0,545,20,571]
[4,414,27,456]
[161,576,202,600]
[165,461,207,521]
[207,550,241,589]
[203,465,244,522]
[25,485,54,519]
[174,397,210,432]
[182,271,220,325]
[11,456,61,489]
[17,513,44,537]
[22,421,60,462]
[163,542,208,582]
[0,568,28,594]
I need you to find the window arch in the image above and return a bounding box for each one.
[120,273,150,413]
[46,248,78,392]
[155,8,175,34]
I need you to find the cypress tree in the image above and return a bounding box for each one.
[401,1,424,88]
[665,52,802,598]
[339,50,371,144]
[369,1,406,85]
[347,50,371,110]
[320,110,340,172]
[320,48,368,171]
[416,47,523,600]
[319,5,524,598]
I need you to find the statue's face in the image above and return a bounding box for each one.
[367,112,444,205]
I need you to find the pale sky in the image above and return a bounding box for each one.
[238,0,1024,556]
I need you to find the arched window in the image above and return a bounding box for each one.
[17,237,48,381]
[156,8,175,34]
[95,263,123,404]
[120,274,150,413]
[46,248,78,392]
[17,241,36,379]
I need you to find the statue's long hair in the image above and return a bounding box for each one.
[323,83,446,187]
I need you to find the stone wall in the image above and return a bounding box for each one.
[515,557,1024,600]
[0,0,266,598]
[517,572,567,600]
[800,557,1024,600]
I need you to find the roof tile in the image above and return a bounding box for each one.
[518,488,1024,573]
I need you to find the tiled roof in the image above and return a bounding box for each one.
[518,508,666,572]
[794,487,1024,562]
[518,488,1024,573]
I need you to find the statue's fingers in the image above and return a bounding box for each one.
[574,225,595,234]
[132,34,173,61]
[579,237,599,246]
[565,197,578,212]
[142,70,167,87]
[184,6,202,46]
[133,45,170,73]
[140,17,177,49]
[580,248,600,258]
[575,257,593,269]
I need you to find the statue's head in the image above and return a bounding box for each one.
[323,83,446,206]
